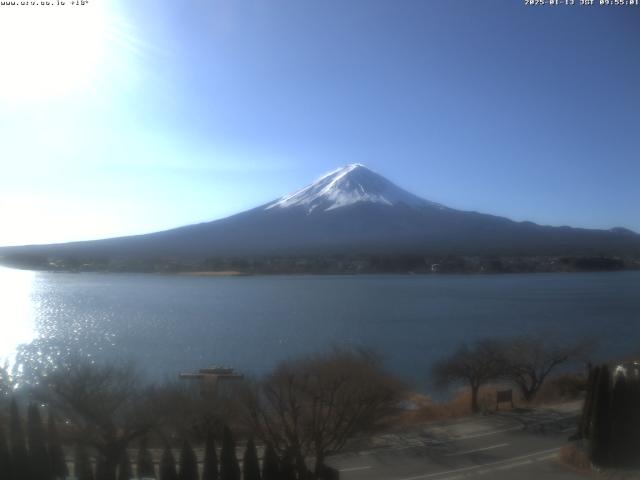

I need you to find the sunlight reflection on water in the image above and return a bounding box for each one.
[0,267,638,391]
[0,266,37,366]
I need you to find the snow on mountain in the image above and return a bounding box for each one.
[266,164,443,214]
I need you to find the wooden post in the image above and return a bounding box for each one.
[496,389,513,411]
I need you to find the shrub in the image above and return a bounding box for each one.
[9,400,29,480]
[242,438,260,480]
[137,437,156,479]
[220,426,240,480]
[559,444,590,472]
[75,444,95,480]
[48,413,70,480]
[178,441,198,480]
[159,446,178,480]
[260,444,279,480]
[588,365,612,466]
[27,404,51,480]
[117,450,133,480]
[0,420,11,480]
[202,433,219,480]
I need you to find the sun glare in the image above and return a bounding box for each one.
[0,2,115,102]
[0,267,36,367]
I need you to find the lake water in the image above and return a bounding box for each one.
[1,267,639,389]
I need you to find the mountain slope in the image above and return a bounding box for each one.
[1,164,639,263]
[265,163,442,213]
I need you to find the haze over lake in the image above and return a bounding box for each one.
[2,266,639,390]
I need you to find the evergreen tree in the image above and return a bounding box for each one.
[578,365,598,438]
[27,404,51,480]
[178,441,198,480]
[137,438,156,479]
[9,400,29,480]
[219,427,240,480]
[201,433,218,480]
[242,439,260,480]
[279,449,296,480]
[74,444,94,480]
[589,364,612,466]
[609,368,640,468]
[0,420,12,480]
[260,444,279,480]
[628,378,640,468]
[159,447,178,480]
[47,414,69,480]
[96,454,110,480]
[610,375,632,466]
[117,450,133,480]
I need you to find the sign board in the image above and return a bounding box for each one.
[496,389,514,410]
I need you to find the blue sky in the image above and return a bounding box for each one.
[1,0,639,246]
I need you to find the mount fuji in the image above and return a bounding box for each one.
[2,164,639,266]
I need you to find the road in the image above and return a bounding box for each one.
[328,404,586,480]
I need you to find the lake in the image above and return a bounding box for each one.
[1,266,639,390]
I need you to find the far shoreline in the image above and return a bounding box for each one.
[2,264,639,278]
[175,270,249,277]
[2,252,639,277]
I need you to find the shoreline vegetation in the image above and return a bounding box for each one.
[1,252,639,275]
[4,334,638,478]
[0,338,597,480]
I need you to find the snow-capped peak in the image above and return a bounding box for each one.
[266,164,442,214]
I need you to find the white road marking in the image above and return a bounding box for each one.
[476,459,532,474]
[452,426,521,440]
[339,465,372,472]
[353,426,522,456]
[394,447,559,480]
[445,443,509,456]
[537,454,558,461]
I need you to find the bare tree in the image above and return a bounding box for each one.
[144,381,204,442]
[38,361,156,480]
[501,334,582,401]
[145,378,244,443]
[243,348,405,479]
[0,361,13,402]
[432,339,505,413]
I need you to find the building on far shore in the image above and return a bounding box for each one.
[179,366,244,396]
